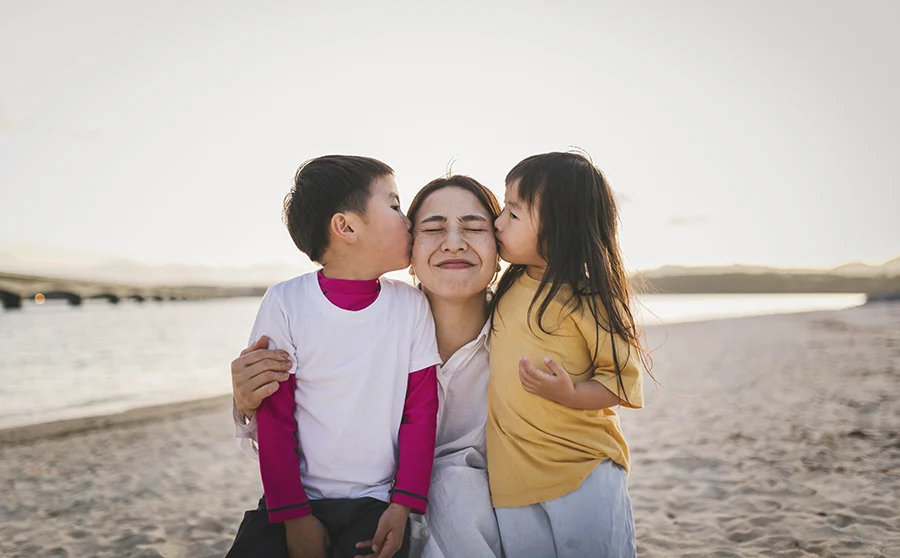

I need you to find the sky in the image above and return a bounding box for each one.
[1,0,898,275]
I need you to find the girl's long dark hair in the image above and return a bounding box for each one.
[492,151,652,402]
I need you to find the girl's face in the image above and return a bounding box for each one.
[495,180,545,270]
[411,187,498,300]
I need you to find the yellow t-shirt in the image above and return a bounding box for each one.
[486,271,644,508]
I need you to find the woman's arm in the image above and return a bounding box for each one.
[231,335,293,420]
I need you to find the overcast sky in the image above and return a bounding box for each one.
[1,0,897,273]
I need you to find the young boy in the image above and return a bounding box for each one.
[226,155,441,558]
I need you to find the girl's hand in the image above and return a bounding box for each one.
[518,357,575,406]
[231,335,293,419]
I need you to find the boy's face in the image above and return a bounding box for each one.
[356,175,412,273]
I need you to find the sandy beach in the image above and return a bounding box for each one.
[1,303,898,558]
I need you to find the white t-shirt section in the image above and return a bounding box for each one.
[248,272,441,502]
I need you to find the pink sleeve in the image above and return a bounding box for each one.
[258,374,311,522]
[390,365,438,514]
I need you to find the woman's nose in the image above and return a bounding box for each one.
[442,228,466,251]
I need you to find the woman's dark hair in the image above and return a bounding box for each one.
[283,155,393,263]
[406,174,502,226]
[492,151,651,401]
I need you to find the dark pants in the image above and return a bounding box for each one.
[225,496,411,558]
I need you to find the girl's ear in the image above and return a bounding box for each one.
[329,212,358,245]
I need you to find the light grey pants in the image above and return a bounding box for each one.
[409,450,503,558]
[495,459,636,558]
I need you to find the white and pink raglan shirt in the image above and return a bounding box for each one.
[247,271,441,522]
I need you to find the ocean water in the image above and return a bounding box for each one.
[0,293,866,429]
[633,293,867,327]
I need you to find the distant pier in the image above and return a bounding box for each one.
[0,271,265,310]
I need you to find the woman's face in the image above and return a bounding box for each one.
[411,187,498,300]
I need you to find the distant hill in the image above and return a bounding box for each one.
[0,243,315,287]
[640,257,900,279]
[636,257,900,295]
[878,256,900,276]
[637,272,900,295]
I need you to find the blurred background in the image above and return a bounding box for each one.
[2,0,897,427]
[2,0,897,428]
[1,2,898,556]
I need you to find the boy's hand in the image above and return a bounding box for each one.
[285,515,329,558]
[354,503,410,558]
[519,357,575,406]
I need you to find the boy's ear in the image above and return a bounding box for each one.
[329,212,360,245]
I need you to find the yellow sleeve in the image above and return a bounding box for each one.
[573,300,644,409]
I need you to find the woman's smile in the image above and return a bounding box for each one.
[435,258,476,270]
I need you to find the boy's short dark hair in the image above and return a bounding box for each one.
[283,155,394,263]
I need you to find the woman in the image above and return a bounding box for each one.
[231,175,503,558]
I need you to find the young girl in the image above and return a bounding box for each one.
[487,151,648,557]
